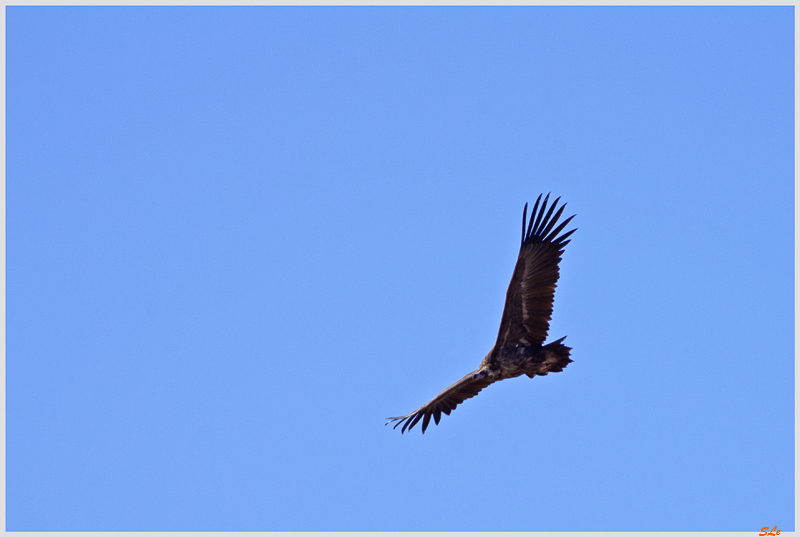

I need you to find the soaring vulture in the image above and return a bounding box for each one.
[387,193,576,433]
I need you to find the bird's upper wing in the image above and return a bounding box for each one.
[495,194,576,349]
[386,370,495,434]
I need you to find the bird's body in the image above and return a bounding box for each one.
[387,193,576,433]
[481,336,572,381]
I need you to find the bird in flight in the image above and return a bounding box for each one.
[387,193,576,434]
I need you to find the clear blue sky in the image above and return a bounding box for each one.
[7,6,794,532]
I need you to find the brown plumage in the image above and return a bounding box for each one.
[387,193,576,434]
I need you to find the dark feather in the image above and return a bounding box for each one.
[495,194,576,348]
[386,371,494,434]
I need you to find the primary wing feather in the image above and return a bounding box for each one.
[386,371,495,434]
[495,194,576,348]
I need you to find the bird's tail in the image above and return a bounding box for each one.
[526,336,572,378]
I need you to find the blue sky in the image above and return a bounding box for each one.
[7,6,794,532]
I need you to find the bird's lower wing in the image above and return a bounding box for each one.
[386,370,495,434]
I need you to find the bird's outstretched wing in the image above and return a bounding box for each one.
[386,371,495,434]
[495,194,576,349]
